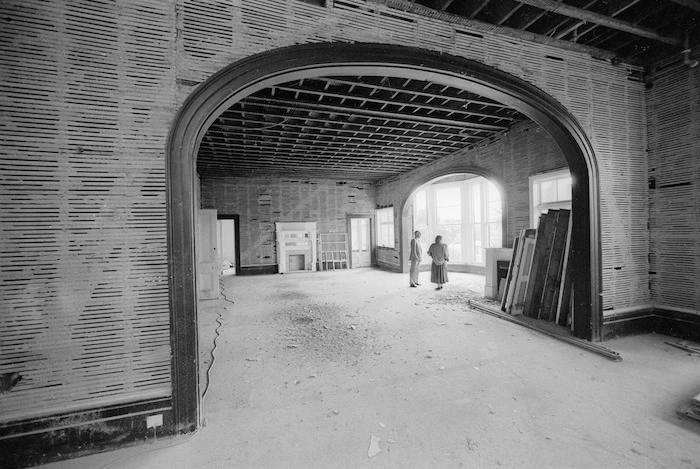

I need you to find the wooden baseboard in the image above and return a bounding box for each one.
[375,260,402,273]
[239,264,279,275]
[602,306,700,342]
[0,398,174,469]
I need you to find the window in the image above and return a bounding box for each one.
[530,169,572,228]
[436,184,462,262]
[412,175,502,266]
[376,207,395,248]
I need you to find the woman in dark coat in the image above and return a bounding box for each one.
[427,235,449,290]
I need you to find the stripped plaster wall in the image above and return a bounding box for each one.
[200,176,375,267]
[374,121,568,272]
[646,58,700,313]
[2,0,694,454]
[172,0,651,312]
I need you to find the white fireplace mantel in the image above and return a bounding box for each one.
[275,222,318,273]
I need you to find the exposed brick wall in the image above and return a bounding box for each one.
[201,176,375,267]
[375,121,567,269]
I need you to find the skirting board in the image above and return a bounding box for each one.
[239,264,279,275]
[0,398,174,468]
[603,306,700,342]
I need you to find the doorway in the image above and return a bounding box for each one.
[350,217,372,268]
[217,214,241,277]
[217,219,236,276]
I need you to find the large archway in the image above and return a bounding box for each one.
[166,42,601,432]
[400,170,508,274]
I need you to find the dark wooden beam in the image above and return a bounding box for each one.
[312,77,519,112]
[268,85,519,122]
[369,0,617,60]
[513,0,681,45]
[243,96,510,131]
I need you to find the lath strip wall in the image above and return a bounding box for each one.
[372,120,568,267]
[0,0,661,426]
[173,0,650,311]
[589,61,650,311]
[0,0,176,424]
[647,61,700,312]
[200,176,375,267]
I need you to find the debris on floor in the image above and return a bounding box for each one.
[367,434,381,457]
[665,341,700,355]
[677,391,700,423]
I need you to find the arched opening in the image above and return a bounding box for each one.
[166,42,600,432]
[402,172,507,276]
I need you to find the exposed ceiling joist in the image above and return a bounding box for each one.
[197,74,529,180]
[513,0,681,45]
[373,0,700,67]
[243,96,510,132]
[370,0,617,60]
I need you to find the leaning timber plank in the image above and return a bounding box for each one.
[556,213,574,326]
[540,209,571,321]
[467,300,622,361]
[501,233,522,312]
[511,235,537,316]
[523,211,558,318]
[677,402,700,423]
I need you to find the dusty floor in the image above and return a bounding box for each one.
[45,269,700,469]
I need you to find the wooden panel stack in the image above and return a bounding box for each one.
[501,210,573,327]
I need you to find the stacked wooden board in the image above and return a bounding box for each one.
[501,209,573,327]
[678,391,700,423]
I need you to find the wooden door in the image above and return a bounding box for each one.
[197,209,219,300]
[350,218,371,267]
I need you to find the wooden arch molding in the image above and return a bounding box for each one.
[166,42,602,432]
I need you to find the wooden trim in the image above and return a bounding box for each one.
[602,307,700,342]
[239,265,279,275]
[346,213,375,269]
[166,44,603,429]
[0,399,173,468]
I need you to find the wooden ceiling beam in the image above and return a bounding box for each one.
[513,0,681,45]
[370,0,617,60]
[215,112,490,142]
[201,138,455,157]
[195,160,401,175]
[268,85,518,123]
[314,77,516,111]
[563,0,644,43]
[198,148,439,166]
[242,96,510,131]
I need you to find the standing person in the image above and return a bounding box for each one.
[409,230,422,287]
[427,235,449,290]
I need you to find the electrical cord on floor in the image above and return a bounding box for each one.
[99,279,231,469]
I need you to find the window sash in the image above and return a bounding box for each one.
[376,207,395,248]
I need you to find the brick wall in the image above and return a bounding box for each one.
[201,176,375,267]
